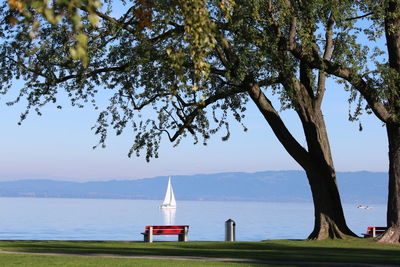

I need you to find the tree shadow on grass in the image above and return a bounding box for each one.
[0,240,399,265]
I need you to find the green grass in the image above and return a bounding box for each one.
[0,253,277,267]
[0,238,399,266]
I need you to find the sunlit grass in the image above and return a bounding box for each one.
[0,238,399,265]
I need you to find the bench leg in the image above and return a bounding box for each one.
[148,227,153,243]
[144,227,154,243]
[144,234,154,243]
[178,226,188,242]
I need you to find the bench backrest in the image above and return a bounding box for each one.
[366,226,386,233]
[144,225,189,234]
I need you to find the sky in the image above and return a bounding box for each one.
[0,76,387,182]
[0,7,388,182]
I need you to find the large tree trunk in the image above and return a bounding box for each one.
[248,82,356,239]
[302,111,355,239]
[378,124,400,243]
[305,164,354,239]
[378,0,400,244]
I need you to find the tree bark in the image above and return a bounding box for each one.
[378,0,400,244]
[378,124,400,243]
[299,105,355,239]
[305,166,354,239]
[248,82,356,239]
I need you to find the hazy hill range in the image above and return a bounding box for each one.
[0,171,387,204]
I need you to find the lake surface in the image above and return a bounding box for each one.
[0,197,386,241]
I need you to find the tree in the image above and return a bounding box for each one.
[0,0,355,239]
[282,0,400,243]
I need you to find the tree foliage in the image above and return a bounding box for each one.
[1,0,366,240]
[6,0,103,65]
[1,0,356,160]
[0,0,248,161]
[281,0,400,125]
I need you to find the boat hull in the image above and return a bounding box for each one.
[160,205,176,209]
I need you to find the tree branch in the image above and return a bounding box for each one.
[79,6,137,35]
[316,14,335,110]
[258,76,282,87]
[165,86,249,142]
[289,44,393,124]
[54,64,130,84]
[289,16,297,50]
[345,12,374,21]
[122,89,171,111]
[148,25,184,45]
[5,56,53,81]
[247,81,311,170]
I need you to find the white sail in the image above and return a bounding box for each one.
[169,180,176,206]
[160,177,176,209]
[162,178,171,206]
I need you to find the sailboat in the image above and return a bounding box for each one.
[160,177,177,209]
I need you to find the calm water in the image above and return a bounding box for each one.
[0,197,386,241]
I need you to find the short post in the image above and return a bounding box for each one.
[225,219,236,241]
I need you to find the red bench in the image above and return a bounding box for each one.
[141,225,189,243]
[363,226,387,238]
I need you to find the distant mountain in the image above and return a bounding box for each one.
[0,171,388,204]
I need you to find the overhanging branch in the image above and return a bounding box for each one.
[288,42,393,124]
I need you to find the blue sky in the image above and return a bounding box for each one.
[0,7,388,182]
[0,76,387,181]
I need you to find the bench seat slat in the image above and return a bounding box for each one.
[143,230,185,234]
[145,225,188,230]
[143,233,183,236]
[367,227,386,231]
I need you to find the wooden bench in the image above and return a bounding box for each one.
[363,226,387,238]
[141,225,189,243]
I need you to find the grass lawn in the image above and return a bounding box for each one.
[0,238,399,266]
[0,253,278,267]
